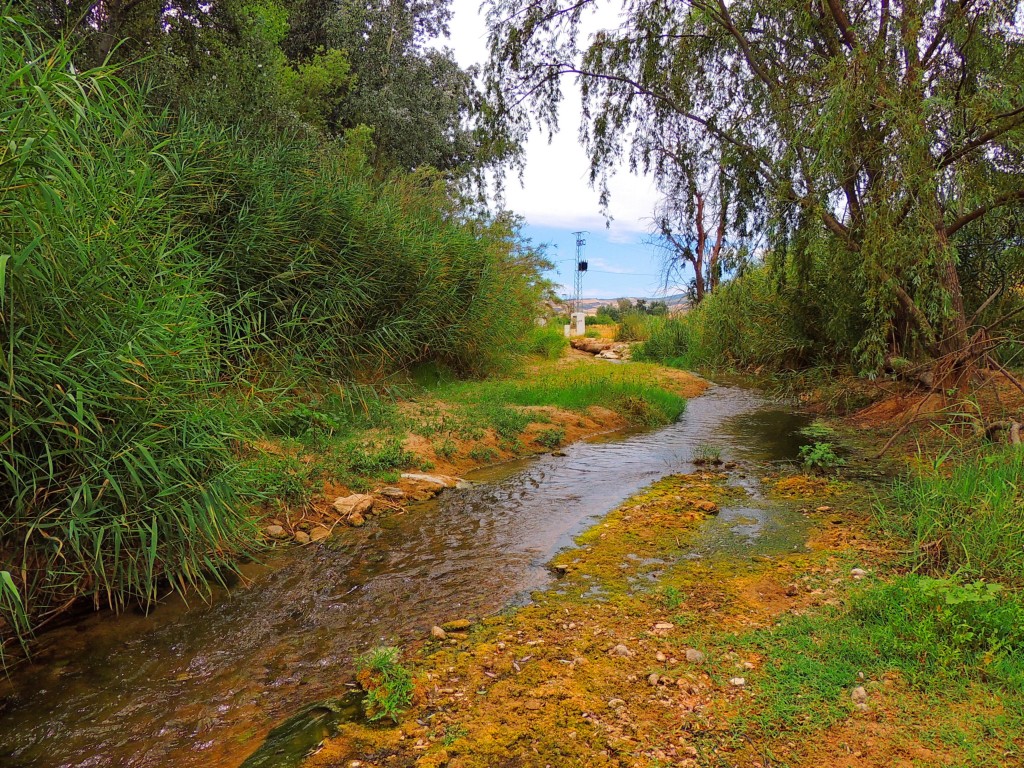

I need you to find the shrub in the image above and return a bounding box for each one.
[534,428,566,449]
[526,325,569,359]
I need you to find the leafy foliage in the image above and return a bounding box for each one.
[355,646,415,722]
[485,0,1024,372]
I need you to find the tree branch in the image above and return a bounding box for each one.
[945,189,1024,238]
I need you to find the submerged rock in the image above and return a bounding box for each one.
[309,526,331,543]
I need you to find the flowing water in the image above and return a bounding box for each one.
[0,385,811,768]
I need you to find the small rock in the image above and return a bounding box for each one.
[309,526,331,543]
[653,622,674,631]
[332,493,375,516]
[609,644,634,658]
[551,450,568,457]
[379,487,405,499]
[851,686,868,703]
[293,531,311,545]
[264,524,287,539]
[850,568,868,580]
[347,512,365,527]
[441,619,472,632]
[694,500,719,514]
[729,677,746,687]
[855,702,870,712]
[743,661,755,670]
[401,472,463,488]
[431,626,447,640]
[496,642,506,651]
[816,505,833,512]
[785,583,799,596]
[607,698,626,709]
[648,673,661,686]
[684,648,705,664]
[723,462,738,470]
[655,651,667,663]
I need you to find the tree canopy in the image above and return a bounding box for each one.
[485,0,1024,374]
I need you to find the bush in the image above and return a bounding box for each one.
[615,312,653,341]
[525,325,569,359]
[633,316,696,368]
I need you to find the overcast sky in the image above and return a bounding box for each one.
[445,1,680,300]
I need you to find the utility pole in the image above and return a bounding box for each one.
[572,231,588,316]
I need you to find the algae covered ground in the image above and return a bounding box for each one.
[302,427,1024,767]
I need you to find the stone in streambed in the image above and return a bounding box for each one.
[347,512,365,527]
[293,530,311,545]
[441,618,472,632]
[264,524,287,539]
[309,526,331,543]
[333,493,375,516]
[379,487,405,499]
[431,626,447,640]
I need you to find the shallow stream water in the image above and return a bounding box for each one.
[0,384,810,768]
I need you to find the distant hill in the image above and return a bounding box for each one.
[573,294,689,315]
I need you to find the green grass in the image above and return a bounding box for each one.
[436,366,687,426]
[355,646,415,722]
[525,325,569,359]
[738,574,1024,737]
[882,447,1024,585]
[534,428,565,449]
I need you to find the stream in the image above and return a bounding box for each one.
[0,384,811,768]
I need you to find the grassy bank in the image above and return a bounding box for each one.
[239,357,703,530]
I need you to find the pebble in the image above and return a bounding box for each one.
[851,686,868,703]
[648,673,661,686]
[264,524,287,539]
[347,512,365,527]
[441,618,472,632]
[743,661,755,670]
[684,648,705,664]
[850,568,868,580]
[309,526,331,542]
[729,677,746,687]
[609,644,634,658]
[653,622,674,631]
[655,651,667,663]
[431,626,447,640]
[608,698,626,709]
[379,487,405,498]
[293,530,311,545]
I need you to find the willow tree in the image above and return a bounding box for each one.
[485,0,1024,377]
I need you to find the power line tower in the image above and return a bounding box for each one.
[572,230,588,315]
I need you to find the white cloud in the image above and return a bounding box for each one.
[445,0,661,232]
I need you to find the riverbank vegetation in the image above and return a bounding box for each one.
[0,4,553,653]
